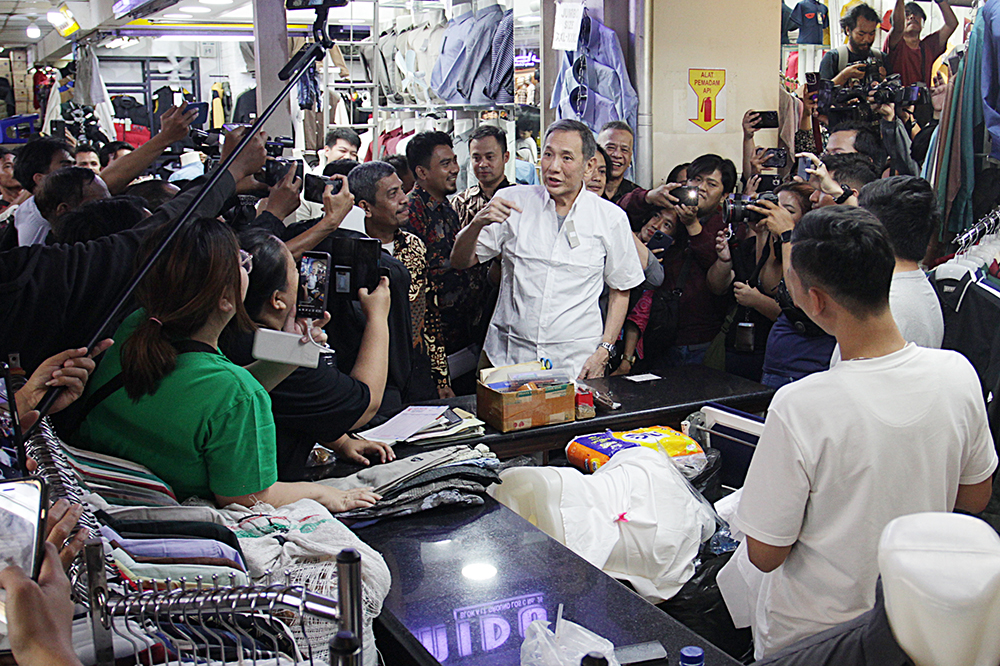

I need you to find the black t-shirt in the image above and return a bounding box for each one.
[223,330,370,482]
[818,47,887,81]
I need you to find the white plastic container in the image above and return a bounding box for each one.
[879,512,1000,666]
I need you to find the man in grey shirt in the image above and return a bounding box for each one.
[858,176,944,348]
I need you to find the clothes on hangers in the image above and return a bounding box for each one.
[788,0,829,45]
[453,3,505,104]
[551,14,639,133]
[485,9,514,103]
[210,80,231,129]
[232,87,257,124]
[984,1,1000,160]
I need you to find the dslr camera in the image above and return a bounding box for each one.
[723,192,779,227]
[255,136,341,203]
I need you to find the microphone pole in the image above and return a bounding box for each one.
[23,9,335,439]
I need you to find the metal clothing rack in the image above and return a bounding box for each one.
[955,206,1000,253]
[99,56,202,134]
[24,418,366,666]
[86,541,364,666]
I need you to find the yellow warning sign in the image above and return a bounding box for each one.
[688,69,726,132]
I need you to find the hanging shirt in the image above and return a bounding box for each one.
[789,0,829,45]
[429,8,478,103]
[475,184,644,377]
[984,2,1000,160]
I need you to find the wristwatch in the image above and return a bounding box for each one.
[622,353,637,366]
[779,229,793,244]
[834,185,854,204]
[598,342,616,356]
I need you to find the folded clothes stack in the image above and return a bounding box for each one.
[321,444,501,520]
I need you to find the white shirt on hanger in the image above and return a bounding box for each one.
[475,184,644,377]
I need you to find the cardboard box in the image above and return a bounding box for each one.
[12,74,29,88]
[0,63,11,77]
[8,50,27,63]
[476,381,575,433]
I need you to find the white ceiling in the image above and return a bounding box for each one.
[0,0,59,50]
[140,0,374,26]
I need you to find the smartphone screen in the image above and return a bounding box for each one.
[0,478,47,581]
[297,251,331,319]
[0,363,25,480]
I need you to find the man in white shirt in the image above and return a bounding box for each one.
[732,206,996,658]
[858,175,944,348]
[450,119,645,379]
[12,138,73,246]
[295,128,362,223]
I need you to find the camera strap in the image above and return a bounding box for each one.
[69,340,218,435]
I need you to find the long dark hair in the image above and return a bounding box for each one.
[239,228,291,322]
[121,217,253,400]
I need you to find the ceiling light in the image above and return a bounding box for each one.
[179,5,213,12]
[162,13,193,18]
[516,15,540,23]
[46,11,62,24]
[200,0,234,4]
[26,22,41,39]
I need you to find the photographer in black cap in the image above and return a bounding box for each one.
[818,3,888,85]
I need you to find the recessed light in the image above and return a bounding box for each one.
[179,5,213,12]
[200,0,233,4]
[163,13,193,19]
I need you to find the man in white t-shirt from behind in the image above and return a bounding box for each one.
[857,175,943,347]
[731,205,997,659]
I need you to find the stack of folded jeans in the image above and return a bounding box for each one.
[321,444,500,520]
[550,14,638,133]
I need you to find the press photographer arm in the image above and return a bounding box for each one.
[99,103,198,194]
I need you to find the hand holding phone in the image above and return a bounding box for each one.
[297,251,331,318]
[0,478,47,582]
[188,102,210,127]
[753,111,779,129]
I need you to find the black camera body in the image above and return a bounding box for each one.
[723,192,780,227]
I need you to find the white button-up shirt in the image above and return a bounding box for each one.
[476,184,644,377]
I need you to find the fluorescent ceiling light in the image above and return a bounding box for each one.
[26,22,41,39]
[516,15,540,23]
[178,6,212,13]
[162,13,193,18]
[155,34,254,41]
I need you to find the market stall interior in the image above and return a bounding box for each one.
[1,0,999,665]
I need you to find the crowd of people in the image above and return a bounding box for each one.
[0,0,996,663]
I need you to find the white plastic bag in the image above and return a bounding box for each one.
[520,607,621,666]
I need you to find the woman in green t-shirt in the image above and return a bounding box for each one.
[76,217,380,513]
